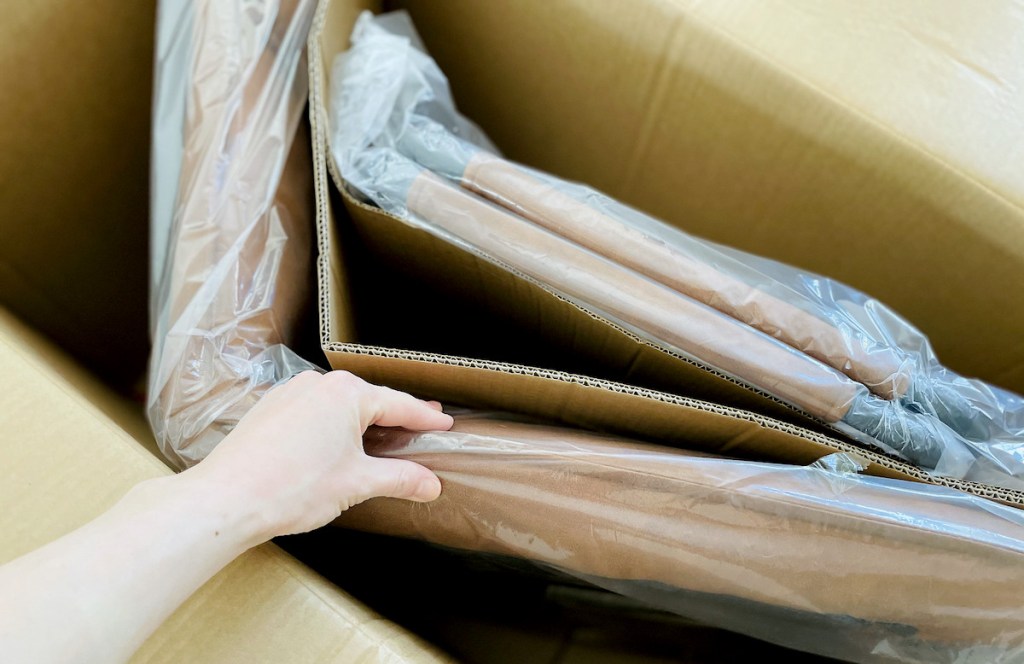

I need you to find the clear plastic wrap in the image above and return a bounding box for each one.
[328,11,1024,490]
[148,0,318,468]
[337,413,1024,663]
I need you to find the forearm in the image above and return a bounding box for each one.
[0,472,264,664]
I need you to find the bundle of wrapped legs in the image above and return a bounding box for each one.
[338,413,1024,663]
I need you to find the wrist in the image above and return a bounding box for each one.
[132,471,272,553]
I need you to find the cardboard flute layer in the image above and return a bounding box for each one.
[310,0,1024,507]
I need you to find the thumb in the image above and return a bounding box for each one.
[363,457,442,502]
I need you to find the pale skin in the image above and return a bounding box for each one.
[0,370,454,664]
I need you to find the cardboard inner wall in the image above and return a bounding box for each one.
[341,197,806,423]
[0,0,154,391]
[395,0,1024,396]
[310,0,1024,507]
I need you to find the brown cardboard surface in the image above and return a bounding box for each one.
[395,0,1024,395]
[0,0,153,390]
[0,307,161,462]
[675,0,1024,213]
[0,308,448,664]
[310,0,1024,507]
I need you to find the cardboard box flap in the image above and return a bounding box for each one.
[340,197,806,423]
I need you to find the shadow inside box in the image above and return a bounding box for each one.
[339,232,610,382]
[277,528,840,664]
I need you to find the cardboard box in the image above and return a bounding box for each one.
[310,0,1024,507]
[0,0,787,658]
[4,0,1022,659]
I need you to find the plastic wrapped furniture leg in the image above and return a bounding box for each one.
[337,414,1024,664]
[148,0,319,467]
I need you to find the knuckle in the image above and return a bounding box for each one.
[291,369,322,384]
[272,370,320,398]
[336,370,361,384]
[324,370,362,391]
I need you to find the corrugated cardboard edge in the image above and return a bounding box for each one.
[307,0,1024,508]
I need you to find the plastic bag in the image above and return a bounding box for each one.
[148,0,318,468]
[328,11,1024,490]
[337,413,1024,663]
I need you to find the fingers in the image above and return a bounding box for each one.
[321,372,453,431]
[365,387,454,430]
[363,457,442,502]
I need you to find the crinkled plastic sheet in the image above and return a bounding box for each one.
[328,11,1024,491]
[336,413,1024,663]
[148,0,318,468]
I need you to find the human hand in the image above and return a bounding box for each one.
[0,369,452,664]
[184,370,453,544]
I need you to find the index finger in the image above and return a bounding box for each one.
[357,381,455,432]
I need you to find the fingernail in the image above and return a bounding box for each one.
[427,400,444,412]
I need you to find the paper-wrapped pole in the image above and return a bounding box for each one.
[398,125,910,399]
[403,169,861,422]
[377,161,973,473]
